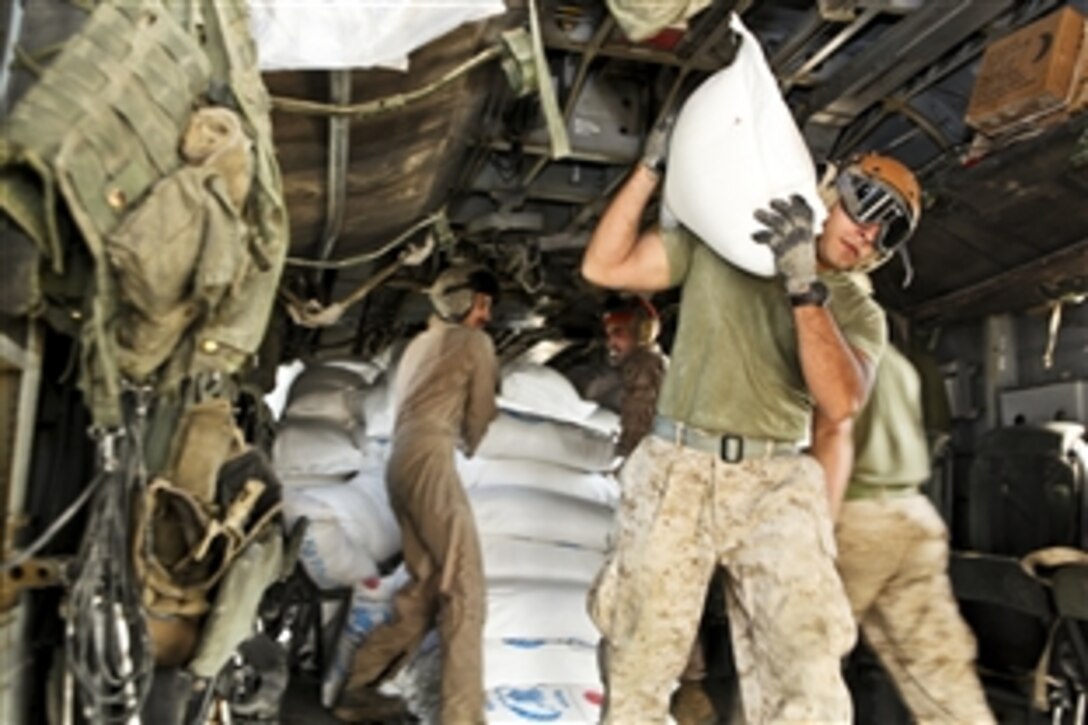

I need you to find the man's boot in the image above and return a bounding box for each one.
[670,679,718,725]
[332,685,410,723]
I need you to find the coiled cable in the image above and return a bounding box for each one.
[64,393,154,723]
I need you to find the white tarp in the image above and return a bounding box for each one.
[264,359,305,420]
[249,0,506,72]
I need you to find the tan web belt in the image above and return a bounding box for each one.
[652,415,799,463]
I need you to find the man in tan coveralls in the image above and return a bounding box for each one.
[335,265,500,724]
[582,112,923,719]
[837,343,994,723]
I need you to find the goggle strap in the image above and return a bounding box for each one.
[898,244,915,289]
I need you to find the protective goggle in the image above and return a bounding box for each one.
[835,168,915,254]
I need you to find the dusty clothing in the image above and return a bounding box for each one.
[849,346,931,497]
[838,348,993,724]
[590,437,856,723]
[392,318,498,452]
[837,495,993,723]
[582,364,624,413]
[616,345,666,456]
[342,319,497,723]
[658,225,885,439]
[590,224,879,722]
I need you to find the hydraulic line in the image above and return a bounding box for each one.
[65,393,154,723]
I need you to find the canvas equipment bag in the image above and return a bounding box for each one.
[0,0,288,426]
[107,107,254,382]
[134,441,284,619]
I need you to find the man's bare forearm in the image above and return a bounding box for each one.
[795,306,870,423]
[811,410,854,520]
[581,166,669,290]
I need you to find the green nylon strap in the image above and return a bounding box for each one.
[111,86,179,176]
[527,0,571,159]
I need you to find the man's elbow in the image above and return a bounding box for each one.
[581,253,610,287]
[816,394,863,427]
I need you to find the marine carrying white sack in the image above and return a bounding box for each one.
[662,14,826,277]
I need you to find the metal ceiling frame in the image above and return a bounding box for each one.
[908,238,1088,321]
[801,0,1015,128]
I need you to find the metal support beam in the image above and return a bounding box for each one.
[782,7,879,92]
[0,0,26,112]
[0,318,42,725]
[520,17,615,190]
[801,0,1014,127]
[770,8,826,73]
[908,238,1088,321]
[315,70,352,263]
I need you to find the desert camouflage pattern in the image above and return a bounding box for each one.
[837,494,995,724]
[590,435,855,723]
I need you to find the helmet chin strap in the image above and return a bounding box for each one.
[436,305,472,324]
[851,244,914,288]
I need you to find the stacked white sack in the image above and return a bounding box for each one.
[323,362,619,723]
[386,363,612,723]
[273,361,401,589]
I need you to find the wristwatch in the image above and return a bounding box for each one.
[789,280,830,308]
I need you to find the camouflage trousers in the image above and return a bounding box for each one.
[837,494,995,725]
[589,436,856,724]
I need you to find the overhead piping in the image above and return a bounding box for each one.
[271,46,503,119]
[316,69,352,264]
[780,7,879,93]
[0,0,26,103]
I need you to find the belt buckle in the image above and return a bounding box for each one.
[720,434,744,463]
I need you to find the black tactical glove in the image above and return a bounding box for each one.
[640,114,676,175]
[752,195,819,296]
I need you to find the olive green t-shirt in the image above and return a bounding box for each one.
[657,225,886,441]
[848,344,932,492]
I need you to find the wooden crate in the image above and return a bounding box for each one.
[966,6,1086,134]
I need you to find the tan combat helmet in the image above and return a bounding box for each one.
[833,152,923,285]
